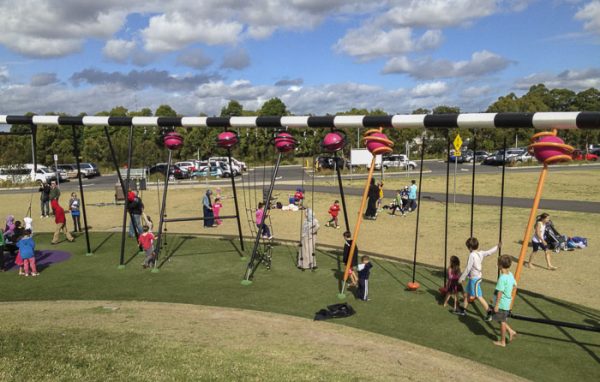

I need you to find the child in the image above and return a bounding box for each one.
[24,216,33,233]
[213,197,223,225]
[342,231,358,287]
[17,229,38,277]
[390,190,402,216]
[400,186,409,215]
[443,256,467,314]
[492,255,518,347]
[294,188,304,208]
[326,200,341,229]
[69,192,81,232]
[138,225,156,269]
[256,202,272,239]
[377,181,384,211]
[458,237,499,320]
[357,255,373,301]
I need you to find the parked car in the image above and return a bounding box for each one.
[448,149,474,163]
[77,162,101,178]
[473,151,490,162]
[316,156,347,170]
[378,154,417,170]
[52,164,78,179]
[482,150,514,166]
[25,164,66,183]
[190,165,223,179]
[209,156,247,172]
[572,149,598,161]
[148,164,188,180]
[175,161,197,173]
[590,148,600,156]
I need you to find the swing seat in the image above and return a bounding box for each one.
[407,281,420,291]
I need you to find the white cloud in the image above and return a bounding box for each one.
[0,66,9,82]
[383,50,512,78]
[177,49,214,70]
[334,26,442,60]
[103,39,137,63]
[384,0,499,28]
[461,85,493,97]
[411,81,449,97]
[514,68,600,90]
[575,1,600,34]
[0,0,128,57]
[221,49,251,70]
[30,72,59,87]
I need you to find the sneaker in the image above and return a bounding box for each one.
[335,226,340,229]
[325,222,330,227]
[25,274,30,277]
[453,309,466,316]
[484,310,493,322]
[32,273,39,277]
[267,236,273,240]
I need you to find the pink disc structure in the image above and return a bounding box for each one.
[322,131,346,153]
[363,129,394,155]
[529,132,573,165]
[216,130,239,149]
[163,131,184,150]
[274,132,297,153]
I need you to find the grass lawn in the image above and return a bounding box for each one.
[1,233,599,381]
[315,166,600,202]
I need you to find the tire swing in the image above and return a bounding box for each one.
[338,128,393,298]
[242,131,297,285]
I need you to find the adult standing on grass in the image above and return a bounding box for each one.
[526,213,557,270]
[49,180,60,214]
[408,180,418,212]
[127,191,144,238]
[51,199,74,244]
[298,208,319,270]
[202,189,215,228]
[365,178,378,220]
[38,182,51,218]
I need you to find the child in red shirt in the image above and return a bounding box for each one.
[138,225,156,269]
[326,200,341,229]
[294,188,304,208]
[51,199,74,244]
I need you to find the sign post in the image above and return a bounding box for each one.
[53,154,59,187]
[452,135,462,205]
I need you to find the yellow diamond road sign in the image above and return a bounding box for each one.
[453,134,463,152]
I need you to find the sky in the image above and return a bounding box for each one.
[0,0,598,117]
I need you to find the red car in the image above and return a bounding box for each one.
[572,150,598,161]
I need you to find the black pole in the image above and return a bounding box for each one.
[243,151,283,283]
[104,126,139,238]
[470,129,477,238]
[31,124,37,175]
[71,125,92,255]
[411,134,426,284]
[118,125,135,268]
[228,148,245,251]
[334,151,351,233]
[443,131,451,287]
[153,149,173,271]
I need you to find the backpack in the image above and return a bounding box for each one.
[314,303,355,321]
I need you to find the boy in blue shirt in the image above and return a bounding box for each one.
[493,255,517,347]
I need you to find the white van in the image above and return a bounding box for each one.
[0,164,62,184]
[208,156,246,172]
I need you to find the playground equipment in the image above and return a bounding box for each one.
[242,131,298,285]
[321,129,350,232]
[338,128,393,298]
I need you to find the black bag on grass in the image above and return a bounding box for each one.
[314,303,355,321]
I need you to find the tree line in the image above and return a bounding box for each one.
[1,84,599,168]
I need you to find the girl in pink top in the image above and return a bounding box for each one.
[255,202,271,239]
[443,256,467,314]
[213,197,223,225]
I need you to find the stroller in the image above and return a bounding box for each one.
[544,220,568,253]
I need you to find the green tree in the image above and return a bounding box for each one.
[258,98,288,116]
[220,100,244,117]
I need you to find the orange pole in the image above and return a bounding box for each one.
[340,156,376,295]
[511,164,548,307]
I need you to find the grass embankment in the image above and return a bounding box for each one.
[1,233,599,381]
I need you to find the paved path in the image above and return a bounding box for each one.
[268,184,600,214]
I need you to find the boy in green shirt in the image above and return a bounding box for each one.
[493,255,518,347]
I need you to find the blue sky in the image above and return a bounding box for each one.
[0,0,598,116]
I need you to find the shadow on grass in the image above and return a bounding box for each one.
[92,232,115,253]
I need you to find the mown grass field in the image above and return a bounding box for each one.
[1,233,599,381]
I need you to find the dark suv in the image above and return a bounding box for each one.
[148,164,188,180]
[316,156,347,170]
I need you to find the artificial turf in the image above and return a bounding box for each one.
[1,232,599,381]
